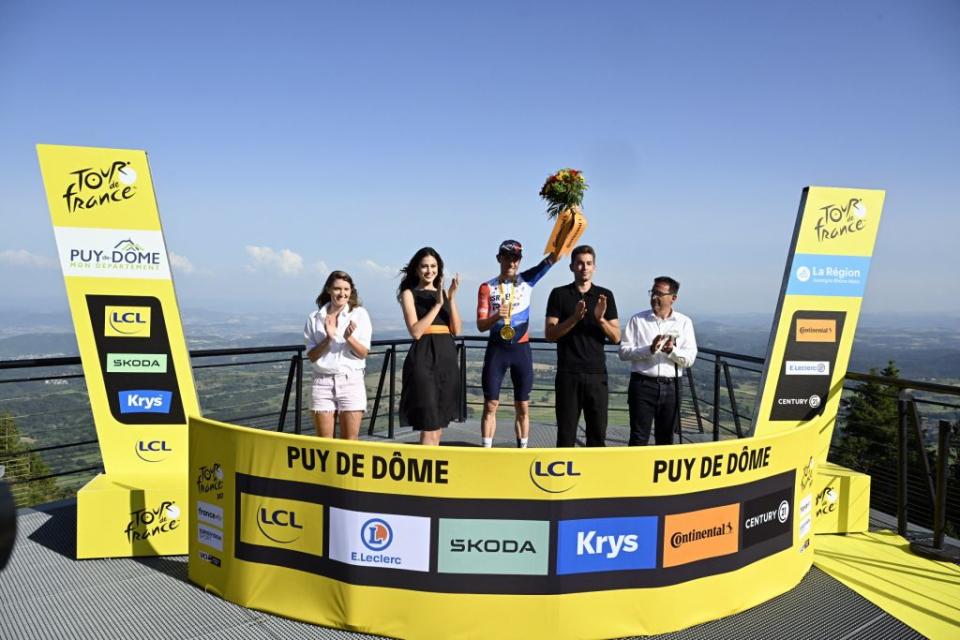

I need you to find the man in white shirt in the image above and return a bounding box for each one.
[618,276,697,445]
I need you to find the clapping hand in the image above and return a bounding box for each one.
[324,312,338,339]
[574,299,587,322]
[594,294,607,322]
[344,320,357,340]
[662,335,675,354]
[435,277,444,307]
[650,335,664,354]
[448,273,460,299]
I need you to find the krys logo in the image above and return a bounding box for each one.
[257,507,303,544]
[118,389,172,414]
[529,458,580,493]
[813,197,867,243]
[105,306,151,338]
[124,501,180,543]
[361,518,393,551]
[62,160,138,213]
[135,439,172,463]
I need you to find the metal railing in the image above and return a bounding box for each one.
[1,336,958,551]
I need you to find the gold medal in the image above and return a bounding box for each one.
[497,280,515,341]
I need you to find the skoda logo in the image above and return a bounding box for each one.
[361,518,393,551]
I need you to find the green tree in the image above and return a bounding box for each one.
[0,413,64,507]
[835,361,900,473]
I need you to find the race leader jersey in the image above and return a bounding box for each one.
[477,257,553,345]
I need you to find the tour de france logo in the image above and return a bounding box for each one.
[61,160,139,214]
[361,518,393,552]
[813,197,868,243]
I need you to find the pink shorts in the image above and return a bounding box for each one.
[311,369,367,412]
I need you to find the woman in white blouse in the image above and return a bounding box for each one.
[304,271,372,439]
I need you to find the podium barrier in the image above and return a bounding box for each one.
[188,416,820,639]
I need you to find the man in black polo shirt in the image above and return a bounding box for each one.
[545,245,621,447]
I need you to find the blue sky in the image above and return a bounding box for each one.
[1,1,958,326]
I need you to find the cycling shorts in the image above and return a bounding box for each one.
[481,342,533,402]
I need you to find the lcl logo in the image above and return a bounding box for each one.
[135,440,172,463]
[105,306,151,338]
[257,508,303,544]
[529,459,581,494]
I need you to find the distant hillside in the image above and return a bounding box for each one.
[0,333,79,358]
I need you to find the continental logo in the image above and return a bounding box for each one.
[105,306,151,338]
[62,160,138,214]
[107,353,167,373]
[796,319,836,342]
[663,504,739,567]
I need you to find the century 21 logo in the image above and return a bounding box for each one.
[529,459,581,494]
[105,306,151,338]
[257,507,303,544]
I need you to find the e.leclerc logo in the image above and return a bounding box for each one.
[104,306,151,338]
[118,390,172,414]
[135,439,172,462]
[256,506,304,544]
[62,160,138,214]
[328,507,430,572]
[529,458,581,493]
[556,516,657,575]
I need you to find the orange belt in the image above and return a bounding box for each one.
[423,325,450,335]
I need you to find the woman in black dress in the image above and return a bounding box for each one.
[398,247,462,445]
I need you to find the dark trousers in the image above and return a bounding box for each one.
[627,374,678,446]
[555,371,608,447]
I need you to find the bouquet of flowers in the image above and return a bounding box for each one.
[540,168,589,257]
[539,168,588,218]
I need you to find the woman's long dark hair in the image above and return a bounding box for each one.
[397,247,444,301]
[316,270,361,310]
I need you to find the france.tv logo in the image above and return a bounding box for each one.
[361,518,393,551]
[556,516,658,575]
[119,390,172,414]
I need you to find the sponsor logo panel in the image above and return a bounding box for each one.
[438,519,549,575]
[198,523,224,552]
[328,507,430,572]
[556,516,658,575]
[198,550,221,567]
[741,488,793,549]
[53,227,170,279]
[239,494,324,557]
[795,319,837,343]
[118,389,172,414]
[104,306,151,338]
[197,501,224,528]
[107,353,167,373]
[663,504,739,568]
[799,494,813,518]
[786,254,870,297]
[785,360,830,376]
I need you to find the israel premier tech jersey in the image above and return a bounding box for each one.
[477,257,553,345]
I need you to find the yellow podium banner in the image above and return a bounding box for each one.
[752,187,886,463]
[37,144,198,557]
[189,417,819,638]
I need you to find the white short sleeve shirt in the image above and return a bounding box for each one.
[304,304,373,376]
